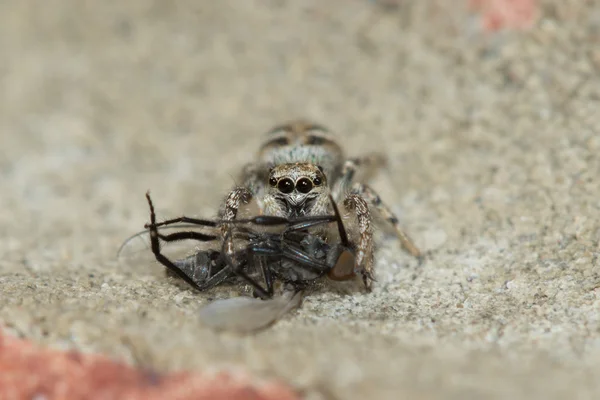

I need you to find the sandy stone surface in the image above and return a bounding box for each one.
[1,0,599,399]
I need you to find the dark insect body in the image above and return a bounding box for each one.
[142,192,357,299]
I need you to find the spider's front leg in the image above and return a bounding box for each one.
[343,193,375,290]
[218,161,264,293]
[220,161,269,221]
[351,183,421,259]
[221,187,253,222]
[340,181,423,290]
[332,154,386,200]
[220,186,253,266]
[335,156,421,259]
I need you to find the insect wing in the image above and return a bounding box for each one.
[198,291,303,333]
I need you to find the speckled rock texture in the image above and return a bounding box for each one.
[1,0,599,399]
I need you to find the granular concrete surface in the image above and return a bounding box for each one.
[1,0,599,399]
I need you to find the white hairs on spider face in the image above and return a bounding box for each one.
[198,291,304,333]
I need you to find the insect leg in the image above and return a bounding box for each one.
[323,194,359,281]
[176,248,259,292]
[256,256,274,298]
[275,197,356,280]
[243,242,279,297]
[142,193,218,230]
[145,192,277,294]
[192,258,238,291]
[220,227,273,299]
[282,215,338,233]
[328,194,349,247]
[232,214,337,229]
[280,244,331,272]
[146,216,218,229]
[146,192,208,291]
[226,257,271,299]
[155,230,217,242]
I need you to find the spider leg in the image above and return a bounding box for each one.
[351,183,421,259]
[333,155,421,259]
[332,154,386,199]
[220,187,255,277]
[221,187,253,221]
[343,192,375,290]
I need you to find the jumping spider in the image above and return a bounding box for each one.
[220,120,421,289]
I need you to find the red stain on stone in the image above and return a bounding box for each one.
[469,0,538,32]
[0,330,299,400]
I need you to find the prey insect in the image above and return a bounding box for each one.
[133,191,357,299]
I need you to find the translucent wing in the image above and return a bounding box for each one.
[198,291,304,333]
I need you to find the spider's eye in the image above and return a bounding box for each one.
[269,177,277,187]
[277,178,294,194]
[313,176,322,186]
[296,178,313,194]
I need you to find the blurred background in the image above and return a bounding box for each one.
[2,1,600,399]
[0,0,550,260]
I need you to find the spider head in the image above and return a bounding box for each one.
[265,163,328,217]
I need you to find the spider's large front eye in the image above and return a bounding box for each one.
[269,177,277,187]
[278,178,294,194]
[296,178,313,194]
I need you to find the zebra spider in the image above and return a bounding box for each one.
[220,120,421,289]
